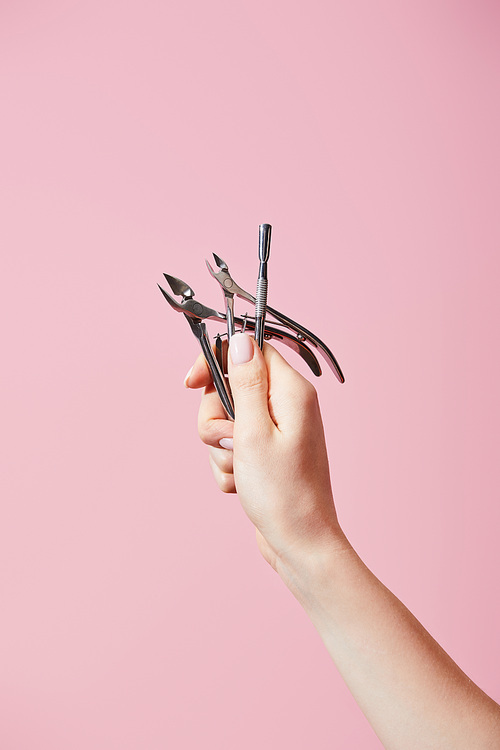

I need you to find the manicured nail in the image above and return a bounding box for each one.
[229,332,254,365]
[219,437,234,450]
[183,366,193,388]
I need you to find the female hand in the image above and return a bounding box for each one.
[185,333,500,750]
[185,333,349,572]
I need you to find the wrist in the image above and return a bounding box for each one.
[274,525,355,612]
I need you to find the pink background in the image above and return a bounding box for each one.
[1,2,499,747]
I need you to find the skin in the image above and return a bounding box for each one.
[185,333,500,750]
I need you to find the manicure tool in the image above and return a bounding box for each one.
[205,253,345,383]
[205,254,236,343]
[157,274,235,420]
[215,333,226,375]
[157,271,328,421]
[254,223,272,349]
[232,315,322,376]
[158,228,344,416]
[204,259,321,375]
[160,268,322,374]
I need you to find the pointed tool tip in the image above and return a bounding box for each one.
[212,253,228,270]
[163,273,180,294]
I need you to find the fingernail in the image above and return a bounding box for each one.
[219,437,234,450]
[183,366,193,388]
[229,332,254,365]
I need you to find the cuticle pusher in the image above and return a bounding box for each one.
[254,223,271,350]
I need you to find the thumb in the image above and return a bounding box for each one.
[228,332,273,430]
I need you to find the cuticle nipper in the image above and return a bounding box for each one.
[205,253,345,383]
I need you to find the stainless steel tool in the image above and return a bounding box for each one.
[162,268,322,373]
[158,227,344,418]
[232,315,322,376]
[254,223,272,349]
[158,271,329,420]
[205,255,236,343]
[158,274,235,420]
[205,253,345,383]
[205,258,322,376]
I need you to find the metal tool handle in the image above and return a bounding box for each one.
[265,303,345,383]
[215,333,224,373]
[234,316,322,376]
[255,223,272,348]
[225,295,235,341]
[199,325,235,420]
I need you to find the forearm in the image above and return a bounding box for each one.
[277,532,500,750]
[190,340,500,747]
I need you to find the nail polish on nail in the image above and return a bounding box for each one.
[183,366,193,388]
[229,332,254,365]
[219,437,234,450]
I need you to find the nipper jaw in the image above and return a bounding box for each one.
[158,274,235,420]
[158,275,225,323]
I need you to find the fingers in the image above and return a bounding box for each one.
[227,333,274,437]
[208,452,236,493]
[197,382,233,448]
[208,445,234,474]
[228,333,315,435]
[259,339,319,436]
[184,350,212,389]
[184,338,229,390]
[184,341,235,448]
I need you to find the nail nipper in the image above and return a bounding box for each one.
[158,274,235,420]
[206,254,345,383]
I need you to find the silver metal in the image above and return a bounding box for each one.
[212,316,321,375]
[158,240,346,420]
[163,274,195,300]
[158,276,235,419]
[159,272,322,404]
[160,274,225,322]
[206,257,236,341]
[209,254,255,304]
[197,325,234,419]
[205,254,345,383]
[233,315,322,376]
[255,224,271,348]
[207,256,322,375]
[259,223,272,263]
[254,277,268,340]
[215,333,224,373]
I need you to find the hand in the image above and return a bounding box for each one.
[186,335,500,750]
[185,333,348,572]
